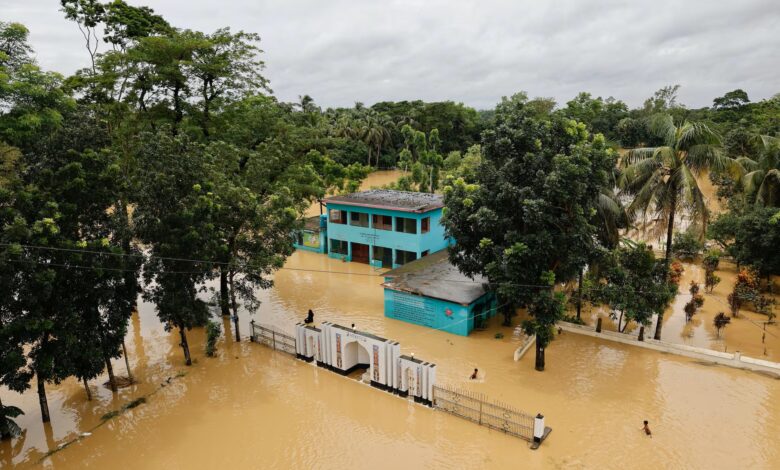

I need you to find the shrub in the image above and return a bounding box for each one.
[206,321,221,357]
[705,271,721,293]
[713,312,731,337]
[672,231,704,260]
[669,261,685,285]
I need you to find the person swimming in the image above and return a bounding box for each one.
[304,309,314,324]
[642,420,652,436]
[470,368,478,380]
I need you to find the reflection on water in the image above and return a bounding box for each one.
[2,171,780,469]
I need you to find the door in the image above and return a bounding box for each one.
[351,242,369,263]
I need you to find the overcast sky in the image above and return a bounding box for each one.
[5,0,779,110]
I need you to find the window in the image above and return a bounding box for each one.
[330,239,348,255]
[372,214,393,231]
[350,211,369,227]
[372,246,393,268]
[421,217,430,234]
[395,249,417,265]
[395,217,417,234]
[329,209,347,225]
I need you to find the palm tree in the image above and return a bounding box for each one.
[359,112,392,167]
[620,114,731,339]
[738,135,780,206]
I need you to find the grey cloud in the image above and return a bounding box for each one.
[4,0,779,109]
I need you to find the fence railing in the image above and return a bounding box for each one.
[250,322,296,356]
[432,384,536,442]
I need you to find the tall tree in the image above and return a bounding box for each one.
[133,132,215,365]
[620,114,731,339]
[443,93,616,370]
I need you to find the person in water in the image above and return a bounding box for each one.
[642,420,652,436]
[470,368,478,380]
[304,309,314,324]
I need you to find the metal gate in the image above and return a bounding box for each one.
[250,322,296,355]
[432,384,536,442]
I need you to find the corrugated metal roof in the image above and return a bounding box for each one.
[324,189,444,213]
[383,250,488,305]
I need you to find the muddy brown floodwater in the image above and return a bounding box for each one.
[3,171,780,469]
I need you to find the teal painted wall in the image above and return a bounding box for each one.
[383,288,496,336]
[326,203,451,267]
[293,229,327,254]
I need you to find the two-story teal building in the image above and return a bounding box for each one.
[324,190,450,268]
[382,251,496,336]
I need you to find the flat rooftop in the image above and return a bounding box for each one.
[382,250,488,305]
[324,189,444,213]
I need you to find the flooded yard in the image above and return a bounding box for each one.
[3,172,780,469]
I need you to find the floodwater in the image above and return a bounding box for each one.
[3,171,780,469]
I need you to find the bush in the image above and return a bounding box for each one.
[561,314,585,325]
[205,321,221,357]
[713,312,731,337]
[702,249,722,273]
[669,261,685,285]
[672,231,704,259]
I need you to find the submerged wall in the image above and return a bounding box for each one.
[383,289,496,336]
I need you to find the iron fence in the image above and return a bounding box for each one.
[250,322,297,356]
[432,384,536,441]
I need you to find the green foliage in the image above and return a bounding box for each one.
[710,207,780,276]
[713,312,731,337]
[205,321,221,357]
[558,92,628,141]
[0,403,23,440]
[591,244,677,332]
[672,230,704,260]
[620,114,730,263]
[443,92,617,368]
[391,125,443,192]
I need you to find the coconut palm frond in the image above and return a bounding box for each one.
[619,157,662,193]
[685,144,726,173]
[649,113,676,146]
[756,169,780,206]
[622,147,658,166]
[735,156,759,172]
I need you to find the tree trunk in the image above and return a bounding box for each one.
[179,327,192,366]
[576,268,583,320]
[618,311,625,333]
[664,192,677,264]
[229,270,241,342]
[534,335,545,372]
[83,377,92,401]
[220,267,230,316]
[656,194,677,341]
[105,356,117,392]
[37,375,51,423]
[122,341,134,382]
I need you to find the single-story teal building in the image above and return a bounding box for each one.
[382,251,496,336]
[293,214,328,254]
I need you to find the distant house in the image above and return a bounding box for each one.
[323,189,450,268]
[292,214,327,254]
[382,251,496,336]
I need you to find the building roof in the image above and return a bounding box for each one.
[382,250,489,305]
[302,215,322,231]
[324,189,444,213]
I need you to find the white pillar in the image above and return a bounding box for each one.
[533,414,545,443]
[427,364,436,402]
